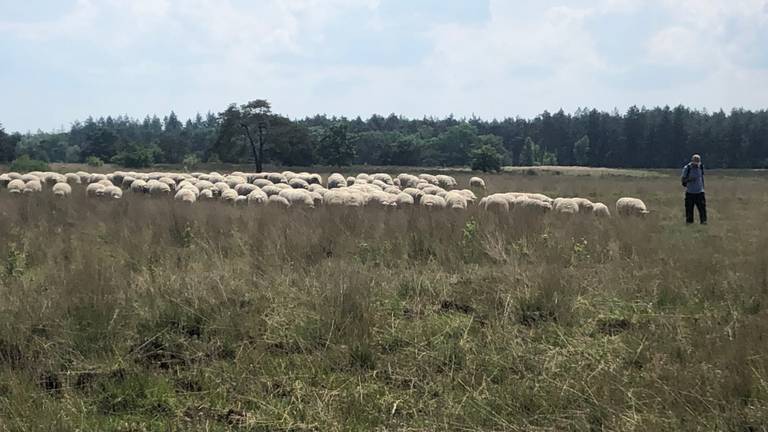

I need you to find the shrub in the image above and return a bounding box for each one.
[9,155,49,172]
[86,156,104,167]
[111,143,159,168]
[182,154,201,172]
[470,144,503,172]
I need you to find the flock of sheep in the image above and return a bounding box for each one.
[0,170,650,217]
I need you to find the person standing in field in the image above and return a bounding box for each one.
[681,154,707,225]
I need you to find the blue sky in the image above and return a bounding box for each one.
[1,0,767,132]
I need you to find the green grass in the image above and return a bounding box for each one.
[1,171,767,431]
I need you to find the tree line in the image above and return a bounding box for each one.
[2,101,767,171]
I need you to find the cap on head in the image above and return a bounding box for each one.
[691,154,701,163]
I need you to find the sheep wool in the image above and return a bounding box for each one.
[52,182,72,197]
[469,177,486,189]
[592,202,611,217]
[7,179,25,194]
[616,197,649,216]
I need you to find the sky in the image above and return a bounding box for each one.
[1,0,767,132]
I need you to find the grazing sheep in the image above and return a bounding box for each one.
[52,182,72,197]
[457,189,477,204]
[234,195,248,205]
[469,176,486,189]
[103,185,123,199]
[7,179,25,194]
[0,174,11,187]
[418,173,439,185]
[195,180,215,191]
[267,173,287,184]
[261,185,282,197]
[279,189,314,207]
[514,197,552,216]
[121,176,136,188]
[234,183,258,196]
[346,176,356,186]
[199,189,214,200]
[394,192,414,207]
[22,180,42,194]
[148,181,171,195]
[21,174,40,183]
[445,191,468,210]
[64,173,82,185]
[401,188,424,203]
[572,197,594,212]
[252,179,273,188]
[247,189,268,204]
[592,202,611,217]
[397,173,420,188]
[436,174,457,189]
[175,188,197,203]
[86,183,105,197]
[7,172,23,180]
[288,178,310,190]
[616,197,649,216]
[483,194,510,212]
[371,173,394,185]
[420,194,447,208]
[130,179,148,193]
[221,189,238,202]
[225,175,247,188]
[553,198,579,214]
[268,194,291,207]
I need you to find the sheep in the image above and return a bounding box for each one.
[268,194,291,207]
[7,172,23,180]
[148,181,171,195]
[252,179,273,188]
[356,173,371,183]
[158,177,176,188]
[616,197,649,216]
[225,175,247,188]
[572,197,594,212]
[371,173,394,185]
[0,174,11,187]
[221,189,238,202]
[103,185,123,199]
[179,184,200,197]
[247,189,268,205]
[234,183,258,196]
[483,194,510,212]
[444,191,468,210]
[234,195,248,205]
[421,185,446,196]
[420,194,447,208]
[195,180,215,191]
[21,180,42,194]
[418,173,439,185]
[267,173,287,184]
[21,174,40,183]
[199,189,214,200]
[401,188,424,203]
[384,186,401,195]
[52,182,72,197]
[394,192,414,207]
[592,202,611,217]
[346,176,356,186]
[288,178,310,190]
[261,185,282,197]
[121,176,136,188]
[7,179,25,194]
[308,184,326,194]
[130,179,148,193]
[309,191,324,207]
[214,182,231,195]
[514,197,552,216]
[279,189,314,207]
[457,189,477,204]
[553,198,579,214]
[469,176,486,189]
[397,173,420,188]
[86,183,105,197]
[436,174,457,189]
[175,188,197,203]
[88,173,107,183]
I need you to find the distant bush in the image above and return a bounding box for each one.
[111,143,159,169]
[10,155,49,172]
[470,144,503,172]
[182,154,201,171]
[86,156,104,167]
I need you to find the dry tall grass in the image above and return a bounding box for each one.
[1,172,767,431]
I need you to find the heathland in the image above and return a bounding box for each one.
[1,167,767,431]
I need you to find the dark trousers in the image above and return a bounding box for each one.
[685,192,707,224]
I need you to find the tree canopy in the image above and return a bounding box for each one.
[3,104,768,169]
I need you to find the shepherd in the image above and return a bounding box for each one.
[681,154,707,225]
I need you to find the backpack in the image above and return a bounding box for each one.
[682,163,704,187]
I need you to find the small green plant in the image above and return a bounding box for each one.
[182,153,201,171]
[9,155,48,172]
[86,156,104,167]
[5,242,26,278]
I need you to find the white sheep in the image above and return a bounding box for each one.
[483,194,510,212]
[616,197,649,216]
[288,178,310,190]
[221,189,238,202]
[436,174,457,189]
[7,179,25,194]
[234,183,258,196]
[514,197,552,215]
[252,179,273,188]
[346,176,356,186]
[52,182,72,197]
[148,181,171,195]
[86,183,105,197]
[394,192,414,207]
[130,179,148,193]
[279,189,314,207]
[592,202,611,217]
[22,180,42,194]
[553,198,579,214]
[0,174,11,187]
[247,189,268,205]
[174,188,197,203]
[103,185,123,199]
[469,176,486,189]
[419,194,447,208]
[268,194,291,207]
[444,191,468,210]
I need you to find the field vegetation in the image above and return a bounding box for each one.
[1,170,767,430]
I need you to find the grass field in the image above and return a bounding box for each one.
[1,169,768,431]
